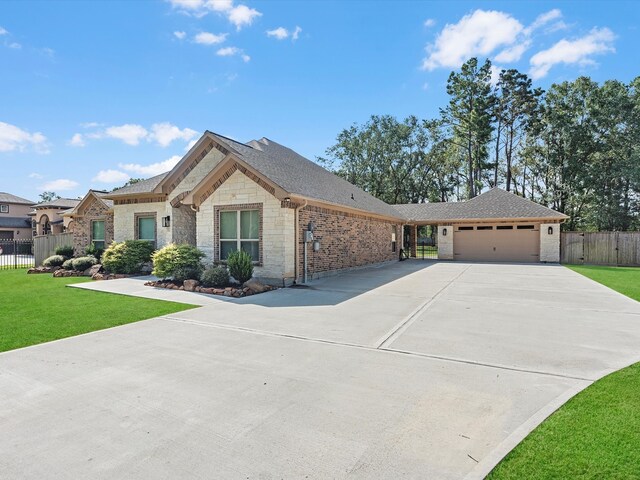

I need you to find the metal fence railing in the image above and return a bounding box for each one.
[0,239,35,270]
[415,241,438,259]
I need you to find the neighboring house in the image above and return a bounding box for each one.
[0,192,35,241]
[31,198,80,236]
[99,130,567,285]
[62,190,114,255]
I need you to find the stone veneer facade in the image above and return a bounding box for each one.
[436,225,454,260]
[72,197,114,255]
[539,222,560,262]
[297,205,401,280]
[197,169,296,283]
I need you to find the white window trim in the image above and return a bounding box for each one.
[0,205,8,213]
[91,219,106,248]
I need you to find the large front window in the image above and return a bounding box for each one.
[219,209,259,261]
[137,216,156,246]
[91,220,105,250]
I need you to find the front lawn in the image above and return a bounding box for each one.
[567,265,640,301]
[0,269,196,352]
[489,265,640,479]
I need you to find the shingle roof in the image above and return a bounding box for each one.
[211,134,403,219]
[393,188,568,222]
[106,173,168,197]
[0,192,36,205]
[0,216,32,228]
[34,198,81,209]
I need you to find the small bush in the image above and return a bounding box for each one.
[227,250,253,284]
[152,243,205,280]
[201,265,230,287]
[102,240,155,274]
[43,255,65,268]
[72,256,97,272]
[173,266,204,283]
[85,242,104,261]
[55,245,74,258]
[62,259,74,270]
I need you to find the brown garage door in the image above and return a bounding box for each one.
[454,224,540,262]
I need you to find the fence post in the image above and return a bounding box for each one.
[13,240,17,269]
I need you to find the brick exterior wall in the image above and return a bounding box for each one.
[73,197,114,255]
[298,205,401,280]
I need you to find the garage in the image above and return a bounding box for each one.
[0,231,14,240]
[453,224,540,262]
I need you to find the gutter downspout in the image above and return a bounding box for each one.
[293,199,307,284]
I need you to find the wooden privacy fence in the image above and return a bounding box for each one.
[34,233,74,266]
[561,232,640,266]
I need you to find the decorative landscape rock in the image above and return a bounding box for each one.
[27,266,55,274]
[144,279,275,298]
[86,264,103,277]
[243,278,269,293]
[183,279,200,292]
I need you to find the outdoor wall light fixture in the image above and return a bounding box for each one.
[307,221,316,232]
[162,216,171,228]
[284,197,291,203]
[548,226,553,235]
[442,228,447,236]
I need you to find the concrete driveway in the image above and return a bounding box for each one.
[2,262,640,479]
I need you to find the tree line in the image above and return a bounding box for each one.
[319,58,640,231]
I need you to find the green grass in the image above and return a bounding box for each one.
[566,265,640,302]
[0,269,197,352]
[489,265,640,479]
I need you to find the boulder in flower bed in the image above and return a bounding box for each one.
[144,279,276,298]
[27,266,57,274]
[53,269,85,277]
[91,272,134,281]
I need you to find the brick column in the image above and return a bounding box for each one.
[410,225,417,258]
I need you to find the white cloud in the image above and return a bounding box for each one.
[104,124,149,146]
[489,64,502,85]
[68,133,85,147]
[185,139,198,151]
[8,42,21,49]
[149,122,198,147]
[194,31,227,45]
[80,121,102,128]
[524,9,562,35]
[92,169,130,184]
[29,173,43,179]
[227,4,261,30]
[78,122,199,147]
[424,18,436,28]
[0,121,48,153]
[422,10,524,70]
[216,46,250,61]
[0,27,8,35]
[266,25,302,41]
[174,30,187,39]
[41,179,78,191]
[422,82,429,91]
[495,41,531,63]
[529,27,615,79]
[267,27,289,40]
[119,155,182,176]
[168,0,261,30]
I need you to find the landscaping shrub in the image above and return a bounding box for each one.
[152,243,205,280]
[54,245,74,258]
[102,240,155,274]
[201,265,230,287]
[71,256,97,272]
[62,259,74,270]
[227,250,253,284]
[43,255,65,268]
[85,242,104,261]
[173,266,204,283]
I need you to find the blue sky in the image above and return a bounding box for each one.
[1,0,638,201]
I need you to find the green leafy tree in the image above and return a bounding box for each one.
[39,191,59,202]
[440,57,495,198]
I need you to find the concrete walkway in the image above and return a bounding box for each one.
[2,261,640,479]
